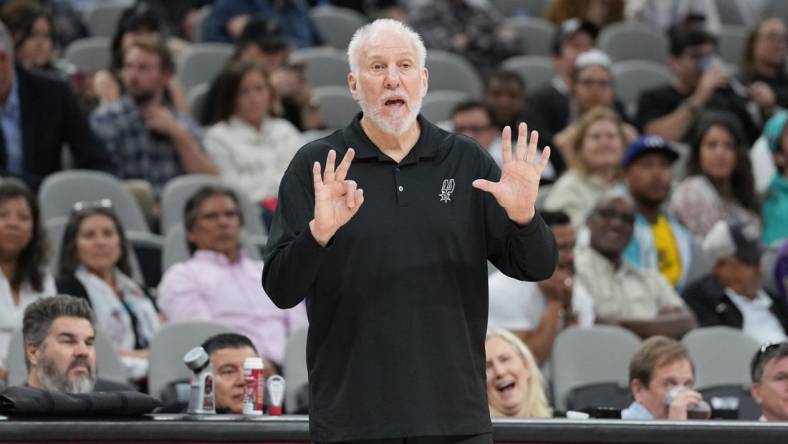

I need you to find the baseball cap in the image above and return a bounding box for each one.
[552,18,599,55]
[702,220,763,265]
[622,135,680,168]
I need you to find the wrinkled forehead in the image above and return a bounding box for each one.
[358,31,420,64]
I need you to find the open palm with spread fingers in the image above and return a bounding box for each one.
[472,123,551,225]
[310,149,365,246]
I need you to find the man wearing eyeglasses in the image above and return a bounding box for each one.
[751,342,788,421]
[575,190,696,339]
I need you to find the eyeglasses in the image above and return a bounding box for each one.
[72,199,113,214]
[751,341,788,380]
[594,208,635,224]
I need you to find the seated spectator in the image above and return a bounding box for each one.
[551,49,636,158]
[158,186,307,373]
[529,18,598,168]
[760,112,788,245]
[544,0,624,29]
[0,0,68,76]
[622,336,707,420]
[451,101,498,154]
[205,0,322,48]
[205,61,301,206]
[22,294,131,393]
[739,17,788,110]
[543,107,626,227]
[200,18,322,131]
[669,113,760,240]
[625,1,721,34]
[623,136,694,290]
[55,201,161,380]
[409,0,522,77]
[485,328,552,418]
[93,3,189,111]
[751,341,788,421]
[201,332,261,414]
[635,24,762,144]
[576,190,696,339]
[488,210,594,365]
[0,21,113,191]
[682,221,788,344]
[0,180,54,383]
[90,39,217,199]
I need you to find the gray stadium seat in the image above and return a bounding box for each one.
[420,91,470,123]
[86,1,131,38]
[161,224,263,274]
[289,47,350,88]
[148,320,233,399]
[718,26,748,66]
[176,43,234,94]
[426,50,483,98]
[714,0,748,26]
[309,5,368,50]
[501,55,554,92]
[191,5,212,42]
[312,85,358,129]
[38,170,150,233]
[552,325,642,410]
[682,326,760,389]
[5,327,128,387]
[187,83,210,122]
[507,17,556,57]
[64,37,111,72]
[283,327,308,413]
[492,0,548,17]
[598,21,669,64]
[612,60,675,118]
[159,174,266,238]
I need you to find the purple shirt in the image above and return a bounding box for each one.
[158,250,307,364]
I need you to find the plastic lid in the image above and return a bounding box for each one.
[184,346,209,371]
[244,357,264,369]
[267,406,282,416]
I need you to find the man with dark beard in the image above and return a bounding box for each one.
[23,295,128,393]
[89,39,217,198]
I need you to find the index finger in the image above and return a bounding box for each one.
[334,148,356,182]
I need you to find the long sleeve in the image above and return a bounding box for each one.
[157,263,213,321]
[62,80,114,173]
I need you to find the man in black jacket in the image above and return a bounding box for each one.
[682,221,788,343]
[0,21,113,190]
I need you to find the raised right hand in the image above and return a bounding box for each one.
[310,149,364,246]
[667,387,704,420]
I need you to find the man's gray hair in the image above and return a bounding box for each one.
[0,20,14,59]
[347,18,426,76]
[22,295,95,369]
[593,187,635,211]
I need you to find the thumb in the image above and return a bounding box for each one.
[472,179,496,194]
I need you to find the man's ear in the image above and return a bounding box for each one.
[630,379,645,401]
[421,67,429,97]
[751,382,763,405]
[26,342,40,368]
[348,72,358,100]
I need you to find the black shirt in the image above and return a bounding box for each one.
[740,70,788,109]
[263,113,557,442]
[635,84,761,144]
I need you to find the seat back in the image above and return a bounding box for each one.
[148,320,234,399]
[309,5,368,50]
[6,328,128,387]
[612,60,675,118]
[426,50,483,98]
[312,86,359,129]
[290,47,349,88]
[283,327,308,413]
[682,326,760,389]
[177,43,234,94]
[501,55,554,92]
[86,2,130,38]
[64,37,111,72]
[420,91,471,123]
[39,170,150,233]
[598,22,669,63]
[718,26,748,66]
[552,325,642,410]
[507,17,556,56]
[160,175,266,237]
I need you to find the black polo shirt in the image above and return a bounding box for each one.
[263,113,557,442]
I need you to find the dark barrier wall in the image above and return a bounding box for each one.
[1,415,788,443]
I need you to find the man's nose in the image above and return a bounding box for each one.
[383,66,401,88]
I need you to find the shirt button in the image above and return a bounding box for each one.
[398,185,404,192]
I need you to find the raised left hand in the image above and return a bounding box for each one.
[472,122,550,225]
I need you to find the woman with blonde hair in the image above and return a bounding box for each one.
[543,106,628,226]
[486,328,552,418]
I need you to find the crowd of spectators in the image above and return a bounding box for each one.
[0,0,787,423]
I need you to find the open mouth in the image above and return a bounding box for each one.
[384,98,406,107]
[496,381,516,394]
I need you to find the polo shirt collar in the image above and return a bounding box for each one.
[342,112,440,164]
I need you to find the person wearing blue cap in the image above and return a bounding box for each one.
[623,135,695,290]
[761,111,788,245]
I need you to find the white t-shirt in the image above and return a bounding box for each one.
[487,270,595,330]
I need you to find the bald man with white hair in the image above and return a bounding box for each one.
[263,19,557,443]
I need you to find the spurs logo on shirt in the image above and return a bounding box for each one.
[439,178,455,203]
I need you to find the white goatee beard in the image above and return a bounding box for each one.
[357,89,422,136]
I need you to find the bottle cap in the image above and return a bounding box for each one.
[244,357,264,370]
[184,346,209,371]
[267,406,282,416]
